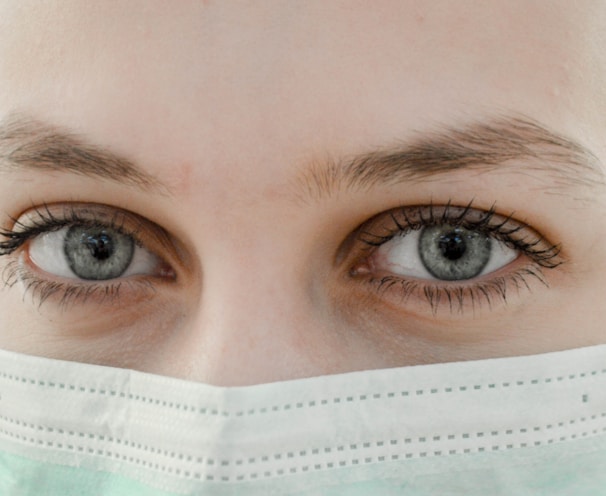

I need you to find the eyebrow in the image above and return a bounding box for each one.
[298,116,605,200]
[0,114,165,193]
[0,114,602,202]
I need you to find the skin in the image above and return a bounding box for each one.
[0,0,605,386]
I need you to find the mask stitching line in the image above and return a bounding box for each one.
[0,369,604,417]
[1,411,605,482]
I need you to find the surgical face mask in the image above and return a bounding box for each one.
[1,345,606,496]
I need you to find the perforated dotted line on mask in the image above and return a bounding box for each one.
[1,367,605,418]
[1,411,605,483]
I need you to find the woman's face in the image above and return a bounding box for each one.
[0,0,605,386]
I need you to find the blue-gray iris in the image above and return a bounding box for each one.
[63,226,134,280]
[419,225,491,280]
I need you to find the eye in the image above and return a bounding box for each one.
[348,203,563,313]
[0,203,178,306]
[29,225,161,280]
[375,223,518,281]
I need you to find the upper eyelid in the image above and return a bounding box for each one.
[362,203,529,239]
[0,205,137,253]
[354,203,563,268]
[0,203,178,262]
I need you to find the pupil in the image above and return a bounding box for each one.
[83,233,114,261]
[418,224,491,281]
[64,225,135,280]
[438,231,466,261]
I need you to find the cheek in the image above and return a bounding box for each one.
[329,265,602,367]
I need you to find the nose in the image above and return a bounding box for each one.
[153,238,349,386]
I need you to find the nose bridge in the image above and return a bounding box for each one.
[204,252,303,335]
[175,230,333,386]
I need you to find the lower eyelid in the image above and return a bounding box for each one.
[353,262,549,316]
[3,254,167,309]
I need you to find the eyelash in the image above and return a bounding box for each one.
[0,201,563,313]
[350,201,563,314]
[0,204,161,307]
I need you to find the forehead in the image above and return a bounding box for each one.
[0,1,604,190]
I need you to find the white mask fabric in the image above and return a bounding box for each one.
[0,344,605,495]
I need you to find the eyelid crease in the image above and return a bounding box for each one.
[1,256,160,309]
